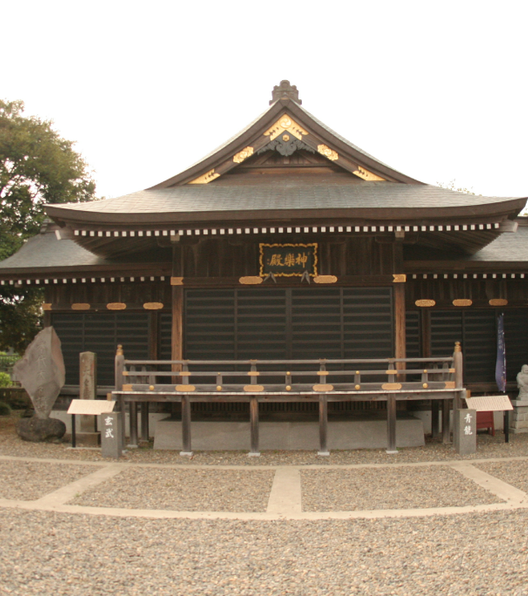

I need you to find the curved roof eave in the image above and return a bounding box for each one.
[46,195,527,228]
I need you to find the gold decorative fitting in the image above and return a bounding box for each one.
[423,383,429,389]
[282,134,290,141]
[217,386,222,391]
[71,303,90,310]
[393,274,407,283]
[353,166,385,181]
[317,371,329,376]
[453,299,473,307]
[233,146,254,163]
[179,371,191,377]
[314,275,338,284]
[386,370,398,375]
[449,368,455,373]
[355,385,361,390]
[317,144,339,161]
[116,345,123,356]
[454,341,462,352]
[244,385,264,392]
[189,169,220,185]
[313,384,334,392]
[247,371,260,377]
[149,385,155,391]
[239,276,263,285]
[415,299,435,308]
[444,381,456,389]
[356,371,360,375]
[424,369,428,374]
[176,385,195,392]
[42,303,52,311]
[107,302,126,310]
[286,385,292,391]
[123,384,133,391]
[382,383,402,390]
[170,277,184,286]
[264,116,308,141]
[143,302,164,310]
[489,298,508,306]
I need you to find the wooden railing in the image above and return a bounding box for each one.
[112,343,465,455]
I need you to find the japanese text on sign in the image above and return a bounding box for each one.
[259,243,318,277]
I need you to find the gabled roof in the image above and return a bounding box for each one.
[147,92,421,188]
[6,80,526,263]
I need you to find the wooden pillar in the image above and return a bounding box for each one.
[386,394,397,453]
[394,283,406,362]
[318,395,329,456]
[129,401,138,447]
[180,396,192,456]
[171,287,183,362]
[249,397,260,456]
[140,402,149,443]
[114,345,126,449]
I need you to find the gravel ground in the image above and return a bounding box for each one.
[0,461,102,501]
[300,466,504,511]
[1,508,528,595]
[70,468,275,512]
[2,413,528,466]
[474,459,528,494]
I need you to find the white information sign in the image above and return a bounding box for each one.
[68,399,116,415]
[465,395,513,412]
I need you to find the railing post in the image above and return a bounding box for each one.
[114,345,126,449]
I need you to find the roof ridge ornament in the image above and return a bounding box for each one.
[270,80,302,105]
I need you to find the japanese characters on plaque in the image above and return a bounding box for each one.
[259,243,318,277]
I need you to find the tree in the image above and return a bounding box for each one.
[0,100,97,352]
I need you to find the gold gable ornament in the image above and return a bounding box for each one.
[233,147,254,163]
[264,116,308,141]
[317,144,339,161]
[353,166,385,181]
[189,169,220,185]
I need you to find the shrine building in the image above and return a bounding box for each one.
[1,80,527,409]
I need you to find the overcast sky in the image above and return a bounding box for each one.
[3,1,527,203]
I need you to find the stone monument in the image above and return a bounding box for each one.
[511,365,528,433]
[13,327,66,442]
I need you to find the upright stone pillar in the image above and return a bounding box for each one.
[455,408,477,455]
[77,352,100,444]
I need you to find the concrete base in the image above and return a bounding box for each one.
[153,416,425,451]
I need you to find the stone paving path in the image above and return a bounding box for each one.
[1,454,528,521]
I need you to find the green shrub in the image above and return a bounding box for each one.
[0,401,11,416]
[0,372,12,388]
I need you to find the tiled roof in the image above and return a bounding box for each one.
[47,183,525,220]
[467,222,528,262]
[0,229,104,270]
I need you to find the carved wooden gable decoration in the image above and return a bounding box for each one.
[149,81,419,190]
